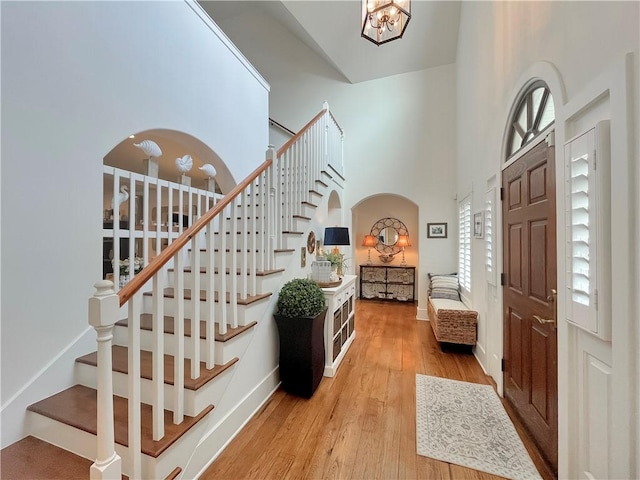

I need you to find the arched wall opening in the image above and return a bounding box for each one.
[352,193,419,284]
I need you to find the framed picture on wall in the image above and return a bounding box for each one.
[427,223,447,238]
[474,211,484,238]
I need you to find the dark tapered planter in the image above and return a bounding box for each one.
[274,307,327,398]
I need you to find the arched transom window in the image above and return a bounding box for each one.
[507,80,555,159]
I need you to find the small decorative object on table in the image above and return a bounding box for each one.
[112,257,144,287]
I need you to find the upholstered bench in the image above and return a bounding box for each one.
[427,296,478,346]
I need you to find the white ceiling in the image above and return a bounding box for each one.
[199,0,461,84]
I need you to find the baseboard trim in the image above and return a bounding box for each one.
[1,327,95,448]
[416,306,429,321]
[185,366,281,479]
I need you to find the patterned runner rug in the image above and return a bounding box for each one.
[416,374,542,480]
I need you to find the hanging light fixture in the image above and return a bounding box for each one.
[361,0,411,46]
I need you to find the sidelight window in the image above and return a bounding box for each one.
[458,195,471,293]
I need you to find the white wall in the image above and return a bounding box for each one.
[0,0,269,446]
[456,2,639,478]
[211,9,458,320]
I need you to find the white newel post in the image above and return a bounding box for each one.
[88,280,122,480]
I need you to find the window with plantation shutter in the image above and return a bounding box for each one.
[458,195,471,293]
[564,121,611,340]
[485,188,496,286]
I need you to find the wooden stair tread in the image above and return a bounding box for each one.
[168,266,284,277]
[315,179,328,188]
[301,201,317,207]
[27,385,213,458]
[0,435,92,479]
[282,230,303,235]
[274,248,295,253]
[76,346,238,390]
[142,288,271,305]
[116,315,258,342]
[292,214,311,220]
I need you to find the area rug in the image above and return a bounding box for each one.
[416,374,542,480]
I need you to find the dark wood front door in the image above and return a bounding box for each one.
[502,138,558,472]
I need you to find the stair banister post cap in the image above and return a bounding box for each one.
[88,280,119,328]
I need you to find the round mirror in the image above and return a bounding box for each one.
[379,227,398,246]
[370,217,409,258]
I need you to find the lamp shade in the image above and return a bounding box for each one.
[324,227,350,246]
[362,235,377,247]
[396,235,411,248]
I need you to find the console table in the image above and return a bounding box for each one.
[360,265,416,302]
[321,275,356,377]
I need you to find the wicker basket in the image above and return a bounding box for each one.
[428,297,478,346]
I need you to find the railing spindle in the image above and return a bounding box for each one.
[127,293,142,480]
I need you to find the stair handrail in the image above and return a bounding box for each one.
[90,103,339,479]
[118,107,327,307]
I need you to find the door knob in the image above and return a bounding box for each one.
[533,314,555,325]
[534,289,557,328]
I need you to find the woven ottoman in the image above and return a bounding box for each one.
[427,296,478,346]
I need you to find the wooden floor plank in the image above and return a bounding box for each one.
[200,300,555,480]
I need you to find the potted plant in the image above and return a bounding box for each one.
[273,278,327,398]
[325,251,345,279]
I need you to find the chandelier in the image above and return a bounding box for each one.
[361,0,411,46]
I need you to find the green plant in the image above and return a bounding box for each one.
[325,251,344,269]
[276,278,326,318]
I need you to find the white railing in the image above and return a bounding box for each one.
[88,104,344,479]
[103,169,223,291]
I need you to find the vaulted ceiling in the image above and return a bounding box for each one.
[199,1,461,84]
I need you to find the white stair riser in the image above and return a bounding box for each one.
[112,323,252,365]
[192,249,273,268]
[27,412,183,480]
[75,363,234,417]
[167,270,279,292]
[142,295,269,326]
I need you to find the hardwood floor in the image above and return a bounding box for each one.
[200,300,555,480]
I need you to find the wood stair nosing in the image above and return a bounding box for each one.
[308,189,322,197]
[0,435,92,480]
[142,288,272,305]
[274,248,295,253]
[27,384,214,458]
[75,345,239,391]
[301,201,318,208]
[282,230,303,235]
[168,266,284,277]
[292,214,311,221]
[115,314,258,343]
[315,179,328,188]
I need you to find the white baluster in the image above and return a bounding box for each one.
[205,221,216,369]
[173,252,185,424]
[230,202,238,328]
[240,189,249,299]
[190,234,201,380]
[128,293,142,480]
[88,281,122,480]
[152,272,165,441]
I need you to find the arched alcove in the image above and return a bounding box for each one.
[104,128,236,194]
[101,128,237,279]
[352,193,419,272]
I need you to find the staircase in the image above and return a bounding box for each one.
[1,105,345,479]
